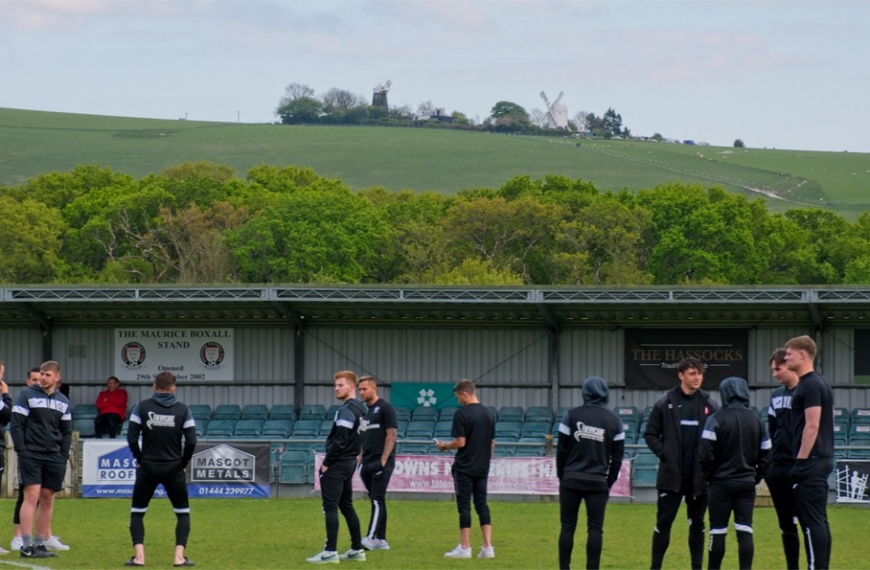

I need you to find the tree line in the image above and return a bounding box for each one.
[275,83,629,137]
[1,162,868,286]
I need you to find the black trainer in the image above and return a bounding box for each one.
[32,544,58,558]
[19,545,34,558]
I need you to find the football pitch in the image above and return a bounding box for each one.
[6,497,863,569]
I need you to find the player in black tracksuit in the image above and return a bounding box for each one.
[126,371,197,567]
[358,376,398,550]
[699,376,771,570]
[557,376,625,570]
[308,371,368,564]
[765,348,804,569]
[0,361,12,504]
[644,358,719,570]
[784,336,834,570]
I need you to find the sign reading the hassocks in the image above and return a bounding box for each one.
[624,329,748,389]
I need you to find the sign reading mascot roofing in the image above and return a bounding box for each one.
[624,329,748,389]
[114,328,234,382]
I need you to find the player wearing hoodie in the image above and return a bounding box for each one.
[125,370,197,568]
[699,377,771,570]
[557,376,625,570]
[307,371,368,564]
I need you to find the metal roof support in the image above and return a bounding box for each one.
[548,327,561,416]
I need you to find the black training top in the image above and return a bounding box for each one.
[361,397,398,461]
[128,392,197,467]
[11,385,73,459]
[768,384,799,465]
[789,371,834,459]
[451,403,495,478]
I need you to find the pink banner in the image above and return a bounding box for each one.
[314,454,631,497]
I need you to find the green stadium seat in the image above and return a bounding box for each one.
[433,420,453,439]
[632,453,659,488]
[204,419,235,439]
[394,406,412,422]
[521,421,551,438]
[268,405,296,421]
[439,407,459,421]
[412,406,439,421]
[498,406,525,422]
[213,404,241,421]
[189,404,212,421]
[73,417,96,438]
[525,406,553,423]
[241,404,269,420]
[299,405,326,421]
[73,404,99,421]
[405,420,436,439]
[261,419,293,438]
[233,419,265,438]
[495,421,522,441]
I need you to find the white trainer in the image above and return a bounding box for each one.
[45,536,70,551]
[0,545,9,555]
[339,548,366,562]
[306,550,339,564]
[10,538,22,552]
[361,536,376,550]
[373,539,390,551]
[478,545,495,559]
[444,544,472,558]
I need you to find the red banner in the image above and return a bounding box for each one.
[314,454,631,497]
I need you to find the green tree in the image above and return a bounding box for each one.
[276,96,323,124]
[734,139,745,148]
[0,197,66,283]
[489,101,531,129]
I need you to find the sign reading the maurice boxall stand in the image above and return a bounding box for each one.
[114,328,234,382]
[624,329,748,389]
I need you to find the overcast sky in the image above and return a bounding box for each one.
[2,0,867,152]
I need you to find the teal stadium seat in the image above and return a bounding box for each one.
[498,406,525,422]
[525,406,553,423]
[204,419,235,439]
[412,406,439,422]
[632,453,659,488]
[261,419,293,438]
[233,419,265,438]
[299,405,326,421]
[73,417,96,438]
[439,407,459,421]
[495,421,522,441]
[189,404,212,422]
[241,404,269,420]
[405,420,435,439]
[269,404,296,421]
[73,404,99,421]
[213,404,241,421]
[291,419,321,438]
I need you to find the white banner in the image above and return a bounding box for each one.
[313,454,631,497]
[114,328,234,382]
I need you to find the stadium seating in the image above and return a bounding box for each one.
[261,419,293,438]
[849,424,870,446]
[212,404,242,421]
[555,407,570,422]
[269,404,296,421]
[204,419,235,439]
[290,419,321,438]
[189,404,213,422]
[632,452,659,488]
[299,405,326,421]
[319,420,334,436]
[233,419,265,439]
[439,407,459,421]
[73,417,96,438]
[498,406,525,422]
[279,450,309,484]
[614,406,640,423]
[326,404,342,419]
[525,406,553,423]
[195,420,209,438]
[833,407,850,426]
[241,404,269,420]
[852,408,870,426]
[394,406,412,422]
[395,420,409,438]
[73,404,99,421]
[516,436,547,456]
[833,423,849,448]
[521,421,551,438]
[495,421,522,441]
[411,406,439,422]
[398,442,430,455]
[405,420,435,439]
[493,445,515,457]
[433,420,453,439]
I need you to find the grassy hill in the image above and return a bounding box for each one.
[2,107,868,215]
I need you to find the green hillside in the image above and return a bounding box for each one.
[2,107,868,215]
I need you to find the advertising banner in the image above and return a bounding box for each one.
[82,440,270,498]
[834,460,870,503]
[390,383,457,410]
[114,328,234,382]
[313,454,631,497]
[624,329,748,389]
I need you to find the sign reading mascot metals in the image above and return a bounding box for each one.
[114,328,234,382]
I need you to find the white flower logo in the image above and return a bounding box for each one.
[417,388,437,407]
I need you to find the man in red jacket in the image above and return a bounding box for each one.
[95,376,128,438]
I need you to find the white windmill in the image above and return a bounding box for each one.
[539,91,569,129]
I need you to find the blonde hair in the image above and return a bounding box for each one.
[784,335,817,361]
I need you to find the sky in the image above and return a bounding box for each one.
[1,0,868,153]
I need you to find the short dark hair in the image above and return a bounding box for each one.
[359,375,377,387]
[453,379,476,395]
[107,375,120,384]
[154,371,176,390]
[677,357,704,374]
[29,367,40,375]
[769,348,787,366]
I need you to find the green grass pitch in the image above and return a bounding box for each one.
[29,498,864,568]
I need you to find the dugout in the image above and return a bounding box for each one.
[1,285,869,413]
